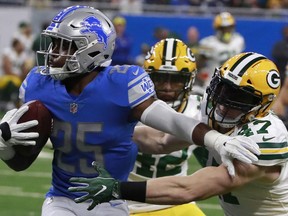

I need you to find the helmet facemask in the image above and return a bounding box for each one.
[216,26,235,43]
[206,70,263,129]
[38,34,82,80]
[149,70,194,111]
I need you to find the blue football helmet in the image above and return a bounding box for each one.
[37,5,116,80]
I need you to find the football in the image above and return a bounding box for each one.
[14,100,53,156]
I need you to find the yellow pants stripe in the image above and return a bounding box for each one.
[130,203,205,216]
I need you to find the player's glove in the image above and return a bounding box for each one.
[204,130,260,177]
[0,105,39,149]
[69,162,121,211]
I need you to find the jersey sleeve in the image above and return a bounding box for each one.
[235,33,246,52]
[19,67,39,103]
[237,114,288,166]
[198,36,214,58]
[19,66,51,103]
[108,65,156,108]
[127,65,155,108]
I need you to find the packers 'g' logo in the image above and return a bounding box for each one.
[267,70,280,89]
[187,47,196,62]
[145,47,153,60]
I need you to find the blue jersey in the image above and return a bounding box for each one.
[19,65,155,199]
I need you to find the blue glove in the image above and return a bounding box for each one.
[68,162,121,210]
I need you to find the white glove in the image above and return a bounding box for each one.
[204,130,261,177]
[0,105,39,149]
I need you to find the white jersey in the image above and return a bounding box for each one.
[128,95,202,213]
[2,46,29,77]
[199,33,245,86]
[200,101,288,216]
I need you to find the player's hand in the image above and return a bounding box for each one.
[205,130,260,177]
[0,105,39,149]
[68,162,121,211]
[215,135,260,176]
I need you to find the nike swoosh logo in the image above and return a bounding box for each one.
[132,68,139,76]
[94,185,107,197]
[262,136,275,141]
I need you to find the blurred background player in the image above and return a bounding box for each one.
[111,15,134,65]
[186,26,200,57]
[271,25,288,85]
[14,21,35,64]
[196,11,245,95]
[1,37,31,111]
[272,64,288,128]
[128,38,205,216]
[134,43,150,66]
[185,26,203,96]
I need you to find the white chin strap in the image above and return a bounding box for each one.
[100,59,112,67]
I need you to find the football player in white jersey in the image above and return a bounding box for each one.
[196,12,245,95]
[68,52,288,216]
[128,38,205,216]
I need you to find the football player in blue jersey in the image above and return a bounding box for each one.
[0,5,260,216]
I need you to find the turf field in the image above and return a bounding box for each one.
[0,146,223,216]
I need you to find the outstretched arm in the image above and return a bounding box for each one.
[69,160,274,210]
[145,162,260,204]
[133,98,260,176]
[133,125,190,154]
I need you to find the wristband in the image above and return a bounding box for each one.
[203,130,221,149]
[120,181,147,202]
[0,122,11,141]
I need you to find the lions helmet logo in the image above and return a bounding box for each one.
[80,16,110,49]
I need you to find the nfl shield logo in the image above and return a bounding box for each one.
[70,103,78,114]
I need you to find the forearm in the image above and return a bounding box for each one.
[146,166,233,204]
[134,126,190,154]
[140,100,212,145]
[133,126,165,154]
[120,165,233,205]
[3,150,39,171]
[145,176,197,205]
[160,134,191,153]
